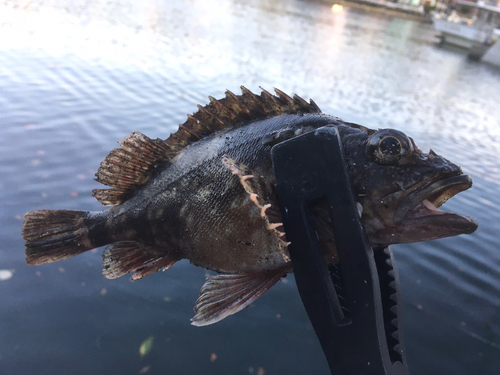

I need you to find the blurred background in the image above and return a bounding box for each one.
[1,0,499,374]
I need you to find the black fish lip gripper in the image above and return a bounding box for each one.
[271,126,410,375]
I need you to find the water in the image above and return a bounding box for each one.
[1,0,499,374]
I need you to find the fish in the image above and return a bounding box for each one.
[22,87,478,326]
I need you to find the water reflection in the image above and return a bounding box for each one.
[0,0,499,374]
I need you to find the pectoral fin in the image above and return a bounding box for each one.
[222,155,290,261]
[191,271,284,326]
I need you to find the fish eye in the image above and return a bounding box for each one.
[366,129,413,165]
[379,136,401,156]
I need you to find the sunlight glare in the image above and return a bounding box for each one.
[331,4,343,13]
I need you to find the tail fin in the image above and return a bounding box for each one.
[22,210,94,265]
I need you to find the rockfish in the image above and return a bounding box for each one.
[22,87,478,326]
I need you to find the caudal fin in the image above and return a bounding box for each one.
[22,210,94,265]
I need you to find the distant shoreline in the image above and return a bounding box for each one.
[322,0,431,22]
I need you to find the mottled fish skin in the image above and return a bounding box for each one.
[22,87,478,326]
[90,114,342,274]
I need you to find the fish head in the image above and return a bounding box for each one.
[341,127,478,246]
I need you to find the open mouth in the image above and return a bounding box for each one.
[393,174,478,234]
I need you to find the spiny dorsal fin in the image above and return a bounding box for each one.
[92,131,172,206]
[93,88,321,206]
[164,86,322,152]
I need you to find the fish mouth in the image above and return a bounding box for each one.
[393,174,478,234]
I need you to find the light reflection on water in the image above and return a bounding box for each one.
[0,1,499,374]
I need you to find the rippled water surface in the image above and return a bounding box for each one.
[1,1,499,374]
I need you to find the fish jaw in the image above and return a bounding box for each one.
[365,173,478,245]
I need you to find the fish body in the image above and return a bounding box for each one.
[22,87,478,325]
[101,114,338,275]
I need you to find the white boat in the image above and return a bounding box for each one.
[432,1,500,59]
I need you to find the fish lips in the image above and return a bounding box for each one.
[393,174,478,235]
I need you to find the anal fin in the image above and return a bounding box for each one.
[191,271,284,326]
[102,241,177,281]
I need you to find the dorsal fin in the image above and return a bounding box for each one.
[164,86,322,151]
[92,131,172,205]
[93,88,321,206]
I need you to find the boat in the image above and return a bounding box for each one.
[432,1,500,59]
